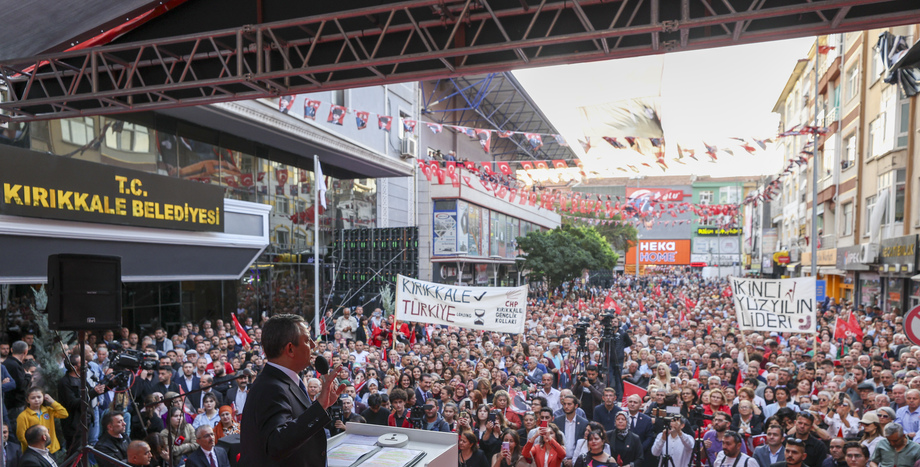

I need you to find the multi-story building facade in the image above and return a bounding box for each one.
[756,25,920,312]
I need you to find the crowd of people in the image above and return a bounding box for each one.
[0,269,916,467]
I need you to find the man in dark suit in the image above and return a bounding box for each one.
[3,423,22,467]
[414,374,433,407]
[554,395,589,466]
[623,394,655,467]
[239,314,345,467]
[176,361,200,395]
[186,426,230,467]
[768,437,806,467]
[189,375,224,412]
[753,425,785,467]
[18,425,55,467]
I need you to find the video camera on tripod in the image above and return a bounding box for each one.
[102,348,159,391]
[409,405,428,429]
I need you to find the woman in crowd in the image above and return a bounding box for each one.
[161,407,197,462]
[573,427,615,467]
[191,393,221,429]
[492,430,530,467]
[858,411,883,456]
[522,423,565,467]
[493,390,521,429]
[518,411,537,442]
[459,430,490,467]
[145,432,171,467]
[652,363,673,392]
[213,406,240,440]
[731,400,764,437]
[703,389,730,428]
[572,421,610,460]
[824,395,860,440]
[442,402,459,432]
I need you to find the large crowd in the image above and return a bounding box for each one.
[0,270,916,467]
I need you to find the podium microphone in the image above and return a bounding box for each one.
[315,355,330,375]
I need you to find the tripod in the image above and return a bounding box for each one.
[658,427,677,467]
[59,331,133,467]
[690,426,706,467]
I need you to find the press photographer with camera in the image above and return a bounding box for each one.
[571,365,604,422]
[421,402,451,432]
[329,395,366,435]
[651,416,694,467]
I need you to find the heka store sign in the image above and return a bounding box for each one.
[628,239,691,265]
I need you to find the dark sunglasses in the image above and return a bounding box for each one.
[786,437,805,446]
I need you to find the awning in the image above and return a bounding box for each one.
[431,256,517,264]
[818,267,845,276]
[785,262,800,269]
[0,199,271,283]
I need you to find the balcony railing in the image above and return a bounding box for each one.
[824,107,839,127]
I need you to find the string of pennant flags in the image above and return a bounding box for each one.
[742,125,829,207]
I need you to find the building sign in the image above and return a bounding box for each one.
[816,280,826,302]
[731,276,817,334]
[804,248,837,267]
[696,227,742,236]
[880,235,918,270]
[836,245,869,271]
[626,187,687,203]
[0,146,224,231]
[432,209,458,255]
[626,239,691,265]
[773,251,790,264]
[396,274,527,334]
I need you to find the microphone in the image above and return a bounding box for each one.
[314,355,330,375]
[175,436,185,446]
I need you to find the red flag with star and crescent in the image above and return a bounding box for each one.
[603,294,615,310]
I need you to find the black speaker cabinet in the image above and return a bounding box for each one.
[218,433,242,467]
[47,254,122,330]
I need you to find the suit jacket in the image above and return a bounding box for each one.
[186,446,231,467]
[239,364,331,467]
[4,442,22,467]
[553,414,589,453]
[18,449,54,467]
[190,390,224,411]
[630,412,656,452]
[414,387,432,406]
[176,374,201,394]
[754,445,784,467]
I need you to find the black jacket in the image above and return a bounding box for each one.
[238,364,331,467]
[186,446,231,467]
[2,357,26,410]
[94,432,129,467]
[18,448,54,467]
[4,441,22,467]
[607,429,644,467]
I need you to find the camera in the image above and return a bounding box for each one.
[111,348,159,372]
[329,404,344,422]
[488,409,501,423]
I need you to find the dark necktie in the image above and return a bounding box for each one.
[209,452,217,467]
[631,415,637,429]
[299,380,311,404]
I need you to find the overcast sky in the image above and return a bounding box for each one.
[514,37,816,178]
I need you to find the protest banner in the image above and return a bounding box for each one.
[395,274,527,334]
[730,276,816,334]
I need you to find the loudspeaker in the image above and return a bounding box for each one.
[47,254,122,330]
[217,433,242,467]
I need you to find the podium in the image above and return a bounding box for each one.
[327,424,458,467]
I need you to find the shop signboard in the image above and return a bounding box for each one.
[0,145,224,231]
[626,239,691,265]
[696,227,742,236]
[432,203,458,255]
[836,245,870,271]
[816,280,826,302]
[880,235,918,271]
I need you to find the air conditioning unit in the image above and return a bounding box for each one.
[859,243,879,263]
[400,137,417,159]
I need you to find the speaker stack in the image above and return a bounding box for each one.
[47,254,123,330]
[331,227,418,308]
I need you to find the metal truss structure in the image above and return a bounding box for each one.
[422,72,575,160]
[1,0,918,123]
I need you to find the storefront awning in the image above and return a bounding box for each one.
[785,262,800,269]
[0,199,271,283]
[818,267,845,276]
[431,256,518,264]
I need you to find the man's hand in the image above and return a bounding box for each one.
[334,420,346,430]
[94,384,105,394]
[318,364,347,409]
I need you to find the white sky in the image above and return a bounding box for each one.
[513,37,817,178]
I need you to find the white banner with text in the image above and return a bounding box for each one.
[395,275,528,334]
[730,276,816,334]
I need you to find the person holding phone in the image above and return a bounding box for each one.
[523,422,565,467]
[492,430,529,467]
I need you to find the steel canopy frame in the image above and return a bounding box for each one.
[1,0,918,123]
[422,72,576,160]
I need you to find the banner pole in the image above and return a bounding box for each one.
[392,317,398,352]
[314,155,321,339]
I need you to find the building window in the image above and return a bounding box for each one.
[843,202,854,236]
[720,186,741,204]
[896,93,910,149]
[104,121,150,153]
[843,134,856,169]
[846,65,859,102]
[878,169,905,225]
[61,117,95,145]
[871,43,885,82]
[699,190,713,205]
[864,195,875,235]
[276,197,290,215]
[869,115,886,158]
[276,229,289,246]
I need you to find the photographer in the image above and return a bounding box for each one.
[571,365,604,421]
[330,395,366,435]
[422,402,451,432]
[651,417,694,467]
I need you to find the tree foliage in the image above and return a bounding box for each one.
[516,224,619,289]
[561,212,638,253]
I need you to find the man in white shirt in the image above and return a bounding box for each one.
[350,341,370,369]
[335,309,358,342]
[712,431,758,467]
[651,417,694,467]
[539,373,562,414]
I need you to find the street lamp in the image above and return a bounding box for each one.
[489,255,502,286]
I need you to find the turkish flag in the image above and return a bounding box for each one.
[232,313,252,347]
[275,168,288,185]
[622,381,647,405]
[577,298,585,310]
[603,294,615,310]
[497,162,512,176]
[846,312,864,340]
[833,317,850,340]
[240,173,254,187]
[638,300,645,313]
